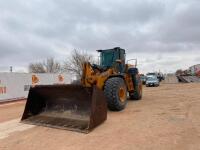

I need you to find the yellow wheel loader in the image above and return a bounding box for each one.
[21,47,142,133]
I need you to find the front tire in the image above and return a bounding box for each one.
[104,77,127,111]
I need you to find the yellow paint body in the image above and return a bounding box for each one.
[81,62,135,92]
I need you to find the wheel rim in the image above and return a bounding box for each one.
[118,87,126,102]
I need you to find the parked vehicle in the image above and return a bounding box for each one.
[146,72,165,82]
[146,76,160,87]
[140,74,146,84]
[157,73,165,82]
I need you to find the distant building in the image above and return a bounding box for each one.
[189,64,200,76]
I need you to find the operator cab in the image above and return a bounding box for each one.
[97,47,126,72]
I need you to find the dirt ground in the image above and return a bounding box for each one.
[0,101,25,123]
[0,83,200,150]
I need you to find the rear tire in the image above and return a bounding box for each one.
[129,75,142,100]
[104,77,127,111]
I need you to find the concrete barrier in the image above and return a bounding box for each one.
[0,73,72,102]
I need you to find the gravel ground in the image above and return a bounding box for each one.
[0,83,200,150]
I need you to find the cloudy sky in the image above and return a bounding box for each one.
[0,0,200,73]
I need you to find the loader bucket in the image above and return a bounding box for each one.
[21,84,107,133]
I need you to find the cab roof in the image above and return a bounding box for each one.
[97,47,125,53]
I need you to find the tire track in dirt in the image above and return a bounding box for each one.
[0,118,34,139]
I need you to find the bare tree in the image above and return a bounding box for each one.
[29,58,61,73]
[43,58,61,73]
[63,49,94,79]
[29,63,46,73]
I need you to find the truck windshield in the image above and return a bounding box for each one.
[147,77,157,81]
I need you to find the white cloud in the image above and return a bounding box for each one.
[0,0,199,73]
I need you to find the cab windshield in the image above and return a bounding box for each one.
[100,51,116,67]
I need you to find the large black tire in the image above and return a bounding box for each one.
[129,75,142,100]
[104,77,127,111]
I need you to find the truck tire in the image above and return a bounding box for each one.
[104,77,127,111]
[129,75,142,100]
